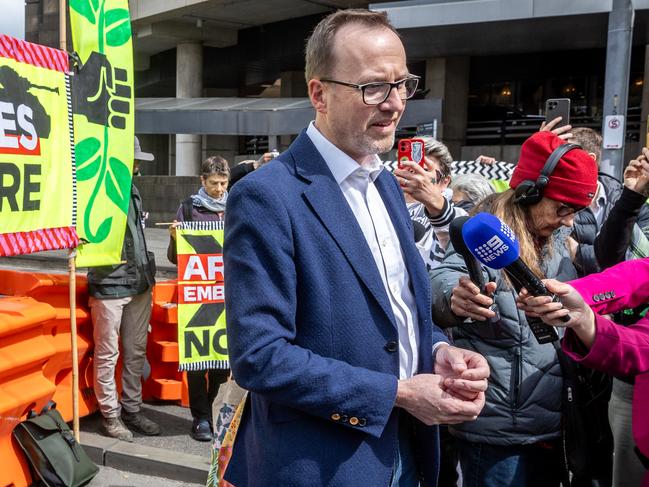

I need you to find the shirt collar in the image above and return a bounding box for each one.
[306,121,384,185]
[590,181,607,210]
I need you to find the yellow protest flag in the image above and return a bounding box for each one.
[0,35,78,255]
[69,0,134,266]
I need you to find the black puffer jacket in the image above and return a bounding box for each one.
[573,173,649,276]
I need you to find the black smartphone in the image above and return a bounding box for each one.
[545,98,571,128]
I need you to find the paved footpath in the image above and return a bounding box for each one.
[90,466,204,487]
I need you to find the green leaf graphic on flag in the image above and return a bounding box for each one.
[105,9,131,47]
[75,137,101,181]
[70,0,134,266]
[70,0,99,25]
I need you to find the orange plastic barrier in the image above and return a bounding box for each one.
[0,297,57,487]
[0,270,97,421]
[143,280,189,404]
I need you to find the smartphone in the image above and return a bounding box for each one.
[545,98,571,128]
[397,138,426,169]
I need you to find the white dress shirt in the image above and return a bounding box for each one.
[589,181,607,226]
[306,122,420,379]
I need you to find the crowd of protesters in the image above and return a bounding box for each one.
[85,9,649,487]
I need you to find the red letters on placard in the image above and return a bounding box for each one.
[177,253,225,305]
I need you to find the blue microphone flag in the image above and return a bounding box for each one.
[462,213,520,269]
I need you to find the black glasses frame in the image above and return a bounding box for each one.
[556,203,586,217]
[319,76,420,105]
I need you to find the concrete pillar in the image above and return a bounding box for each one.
[425,56,470,159]
[175,42,203,176]
[600,0,634,180]
[641,45,649,149]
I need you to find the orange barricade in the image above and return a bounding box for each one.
[143,279,189,404]
[0,297,58,487]
[0,270,98,421]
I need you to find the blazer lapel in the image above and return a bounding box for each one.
[290,133,395,324]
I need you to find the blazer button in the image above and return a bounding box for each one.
[340,414,349,423]
[385,340,398,352]
[593,294,600,302]
[349,417,359,426]
[358,418,367,427]
[331,413,341,421]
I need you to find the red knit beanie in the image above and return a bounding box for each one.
[510,131,598,207]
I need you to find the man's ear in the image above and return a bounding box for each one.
[308,79,327,114]
[588,152,597,162]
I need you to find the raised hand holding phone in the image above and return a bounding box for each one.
[397,138,426,169]
[394,138,448,216]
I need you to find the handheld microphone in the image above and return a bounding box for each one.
[462,212,567,344]
[450,216,501,328]
[449,216,486,292]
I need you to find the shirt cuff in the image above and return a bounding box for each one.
[431,341,449,370]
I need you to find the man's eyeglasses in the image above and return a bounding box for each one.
[556,203,586,217]
[319,76,420,105]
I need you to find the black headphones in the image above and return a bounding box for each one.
[513,142,582,206]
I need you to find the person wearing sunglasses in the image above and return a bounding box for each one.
[430,131,598,486]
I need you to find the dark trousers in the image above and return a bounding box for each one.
[456,439,562,487]
[187,368,229,421]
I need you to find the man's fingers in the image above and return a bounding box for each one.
[438,346,468,374]
[444,377,488,393]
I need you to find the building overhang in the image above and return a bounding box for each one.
[371,0,649,58]
[135,97,442,135]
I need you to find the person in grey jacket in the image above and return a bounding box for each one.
[430,131,598,486]
[87,137,159,442]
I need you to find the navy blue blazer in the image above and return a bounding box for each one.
[223,131,448,487]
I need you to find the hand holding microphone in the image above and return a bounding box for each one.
[517,279,597,348]
[449,217,499,323]
[461,212,569,344]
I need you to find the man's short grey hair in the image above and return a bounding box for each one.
[419,136,453,178]
[450,174,496,206]
[304,9,397,83]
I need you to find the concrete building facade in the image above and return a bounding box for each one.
[23,0,649,219]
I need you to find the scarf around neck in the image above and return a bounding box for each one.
[191,186,228,213]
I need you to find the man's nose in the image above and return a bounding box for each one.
[379,85,405,111]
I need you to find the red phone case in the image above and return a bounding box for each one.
[397,138,426,169]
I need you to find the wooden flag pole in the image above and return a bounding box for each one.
[68,249,80,441]
[60,0,80,442]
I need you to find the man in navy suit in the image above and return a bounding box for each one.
[224,9,489,487]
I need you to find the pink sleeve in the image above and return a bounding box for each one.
[569,257,649,314]
[562,314,649,377]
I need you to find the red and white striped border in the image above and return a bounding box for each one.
[0,34,68,73]
[0,227,79,257]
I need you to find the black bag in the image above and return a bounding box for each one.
[555,343,613,483]
[12,401,99,487]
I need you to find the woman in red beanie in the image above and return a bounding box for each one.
[430,131,598,487]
